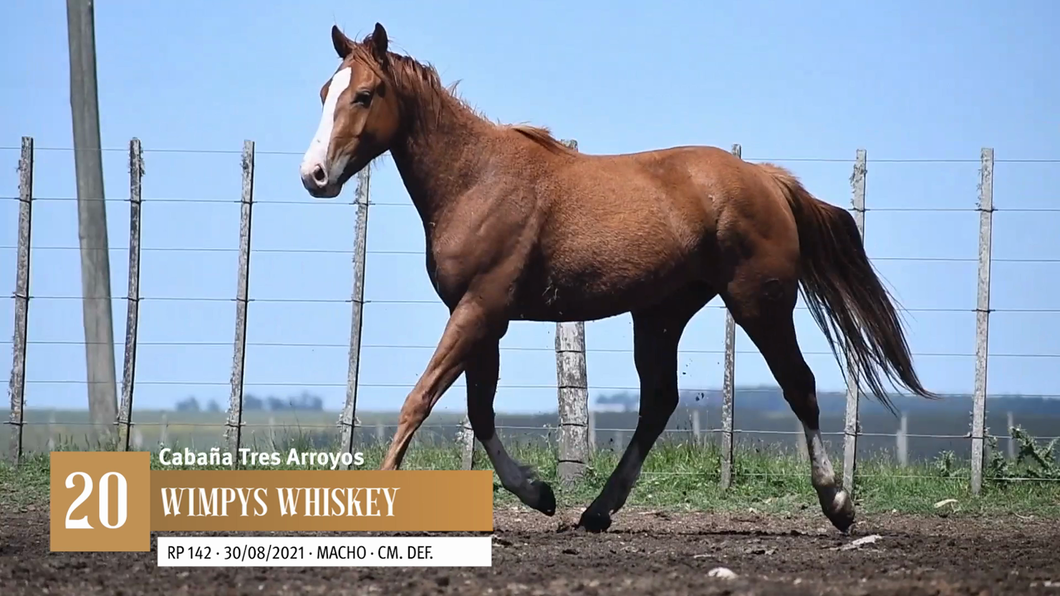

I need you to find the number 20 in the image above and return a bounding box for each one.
[64,471,128,530]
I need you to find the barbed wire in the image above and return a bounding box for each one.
[21,417,1060,443]
[15,376,1060,401]
[2,338,1060,360]
[5,194,1060,214]
[3,294,1057,314]
[3,143,1060,163]
[6,243,1060,264]
[17,419,1060,442]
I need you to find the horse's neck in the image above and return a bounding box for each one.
[390,103,493,225]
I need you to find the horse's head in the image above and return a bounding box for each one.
[299,23,401,199]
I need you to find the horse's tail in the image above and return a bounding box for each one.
[761,163,938,412]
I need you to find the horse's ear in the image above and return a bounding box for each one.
[331,25,353,59]
[369,22,389,62]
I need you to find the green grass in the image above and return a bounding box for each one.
[12,405,1060,466]
[4,430,1059,519]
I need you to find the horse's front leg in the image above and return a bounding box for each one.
[380,296,502,471]
[465,338,556,516]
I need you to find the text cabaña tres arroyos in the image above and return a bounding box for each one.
[158,447,366,469]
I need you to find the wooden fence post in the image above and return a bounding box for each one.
[970,147,994,495]
[225,140,255,466]
[719,143,741,490]
[556,318,589,483]
[117,138,144,451]
[339,166,371,468]
[842,148,867,496]
[555,139,590,485]
[691,409,701,447]
[588,409,596,451]
[7,137,33,467]
[1006,411,1015,460]
[896,412,908,467]
[458,415,475,470]
[796,417,809,462]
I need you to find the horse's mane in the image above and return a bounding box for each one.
[350,32,577,156]
[507,124,579,155]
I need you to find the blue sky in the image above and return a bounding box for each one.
[1,0,1059,419]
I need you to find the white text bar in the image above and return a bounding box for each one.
[157,536,492,567]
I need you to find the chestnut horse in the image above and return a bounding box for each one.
[298,23,936,534]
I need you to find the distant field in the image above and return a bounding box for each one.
[6,404,1059,466]
[4,404,1060,521]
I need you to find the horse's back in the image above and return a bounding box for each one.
[545,143,795,246]
[516,143,798,317]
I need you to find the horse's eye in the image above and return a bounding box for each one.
[353,90,373,106]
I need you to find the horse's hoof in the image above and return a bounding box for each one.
[575,508,612,533]
[529,479,556,516]
[825,489,856,534]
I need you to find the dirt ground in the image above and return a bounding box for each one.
[2,504,1058,595]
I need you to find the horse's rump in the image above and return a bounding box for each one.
[759,164,937,408]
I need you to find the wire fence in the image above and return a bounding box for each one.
[3,136,1060,495]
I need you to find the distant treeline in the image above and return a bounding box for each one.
[170,386,1059,416]
[174,391,324,413]
[596,386,1060,415]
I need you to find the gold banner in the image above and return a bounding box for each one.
[150,470,494,532]
[49,452,494,552]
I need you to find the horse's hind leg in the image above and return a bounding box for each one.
[576,284,715,532]
[723,281,855,533]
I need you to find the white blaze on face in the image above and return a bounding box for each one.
[299,67,352,187]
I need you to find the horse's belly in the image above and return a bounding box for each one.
[512,252,698,322]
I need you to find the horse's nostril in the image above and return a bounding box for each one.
[311,165,327,184]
